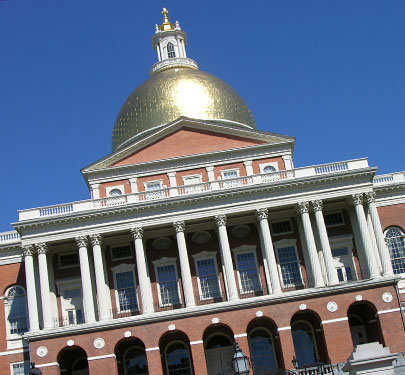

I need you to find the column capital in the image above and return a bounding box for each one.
[214,214,227,227]
[244,160,252,166]
[91,183,100,189]
[128,177,138,183]
[351,193,364,206]
[22,244,35,257]
[36,242,48,255]
[365,191,376,204]
[131,227,144,240]
[90,233,102,246]
[256,208,269,221]
[173,221,185,233]
[75,236,88,248]
[297,201,310,214]
[311,199,323,212]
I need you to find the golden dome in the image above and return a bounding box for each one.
[112,67,256,151]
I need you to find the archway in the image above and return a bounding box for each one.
[57,346,88,375]
[348,302,384,347]
[203,324,235,375]
[115,337,148,375]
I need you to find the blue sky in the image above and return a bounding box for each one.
[0,1,404,231]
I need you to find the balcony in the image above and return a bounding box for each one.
[16,158,370,222]
[373,171,405,185]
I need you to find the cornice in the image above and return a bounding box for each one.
[24,276,398,342]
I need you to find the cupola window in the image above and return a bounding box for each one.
[167,42,176,58]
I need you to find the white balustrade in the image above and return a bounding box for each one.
[0,230,20,244]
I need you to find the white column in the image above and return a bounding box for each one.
[156,43,162,61]
[90,234,110,321]
[129,177,138,193]
[168,172,178,197]
[244,161,253,176]
[351,194,380,278]
[36,243,53,328]
[214,215,239,300]
[282,154,294,170]
[365,192,394,276]
[366,209,382,271]
[311,200,339,286]
[173,221,196,307]
[206,166,215,181]
[297,202,325,287]
[181,38,187,57]
[91,183,100,199]
[75,236,96,323]
[131,227,154,314]
[22,245,39,331]
[256,208,282,293]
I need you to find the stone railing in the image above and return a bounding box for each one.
[0,230,20,245]
[17,158,369,221]
[373,171,405,185]
[150,57,198,74]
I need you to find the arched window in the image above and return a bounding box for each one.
[167,42,176,58]
[263,165,276,173]
[248,328,277,373]
[5,286,28,336]
[291,321,317,367]
[385,227,405,274]
[72,357,89,375]
[165,342,192,375]
[124,346,148,375]
[109,188,123,197]
[204,334,234,375]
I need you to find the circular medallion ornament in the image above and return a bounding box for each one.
[327,302,338,313]
[153,237,172,250]
[231,225,251,238]
[37,346,48,358]
[382,292,393,303]
[67,340,75,347]
[94,338,105,349]
[192,231,211,244]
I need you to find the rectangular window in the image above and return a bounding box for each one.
[271,220,293,235]
[59,252,79,268]
[276,246,302,286]
[156,264,181,306]
[222,169,238,179]
[331,247,349,257]
[196,258,221,300]
[11,362,27,375]
[324,212,344,227]
[111,244,132,260]
[145,181,162,191]
[235,252,262,293]
[115,271,138,312]
[183,175,202,185]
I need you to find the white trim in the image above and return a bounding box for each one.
[0,348,27,356]
[4,285,28,340]
[377,308,401,315]
[234,333,247,338]
[36,362,59,368]
[182,174,202,185]
[232,245,262,294]
[144,180,163,191]
[153,258,182,307]
[190,340,203,345]
[87,353,116,361]
[106,185,125,197]
[111,264,139,314]
[277,326,291,331]
[220,168,240,180]
[10,361,29,375]
[193,251,222,301]
[273,240,303,288]
[259,162,279,174]
[145,347,160,352]
[321,317,349,325]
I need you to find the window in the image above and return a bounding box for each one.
[59,252,79,268]
[330,236,357,283]
[145,181,162,191]
[292,321,318,367]
[5,286,28,336]
[271,220,293,235]
[124,347,148,375]
[111,244,132,260]
[167,42,176,58]
[234,250,262,294]
[153,259,181,307]
[248,329,277,373]
[11,362,29,375]
[56,279,84,326]
[259,162,279,174]
[115,271,138,312]
[109,188,123,196]
[194,254,221,300]
[165,342,192,375]
[385,227,405,274]
[275,245,302,286]
[221,169,239,179]
[183,174,203,194]
[324,211,344,227]
[263,165,276,173]
[183,174,202,185]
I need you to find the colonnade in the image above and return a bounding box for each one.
[21,192,393,331]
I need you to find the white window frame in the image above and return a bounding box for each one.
[152,257,182,307]
[273,239,303,287]
[384,226,405,275]
[270,218,294,236]
[55,278,84,326]
[144,180,163,191]
[182,174,202,185]
[111,263,139,313]
[110,243,133,261]
[259,162,279,174]
[232,245,262,294]
[163,39,179,59]
[4,285,28,341]
[58,251,80,269]
[329,235,358,282]
[220,168,240,180]
[323,210,345,227]
[192,251,222,301]
[106,185,125,197]
[10,361,29,375]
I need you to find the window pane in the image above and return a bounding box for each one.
[125,347,148,375]
[166,343,192,375]
[12,363,26,375]
[157,265,180,306]
[146,182,162,191]
[271,220,292,235]
[112,245,132,260]
[222,170,238,179]
[386,228,405,274]
[197,258,221,299]
[236,252,261,293]
[249,330,277,372]
[7,287,28,335]
[292,323,317,367]
[277,246,302,286]
[167,42,176,58]
[337,268,344,282]
[324,212,344,226]
[116,271,138,311]
[59,253,79,268]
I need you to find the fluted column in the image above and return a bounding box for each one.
[131,227,154,314]
[90,234,110,321]
[365,192,394,276]
[351,194,380,278]
[214,215,239,300]
[75,236,96,323]
[173,221,195,307]
[256,208,282,293]
[297,202,325,287]
[22,245,39,331]
[311,200,339,286]
[36,243,53,328]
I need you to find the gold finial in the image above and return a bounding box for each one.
[160,7,175,31]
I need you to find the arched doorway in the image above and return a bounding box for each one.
[115,338,148,375]
[348,302,384,348]
[160,330,193,375]
[203,324,235,375]
[58,346,89,375]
